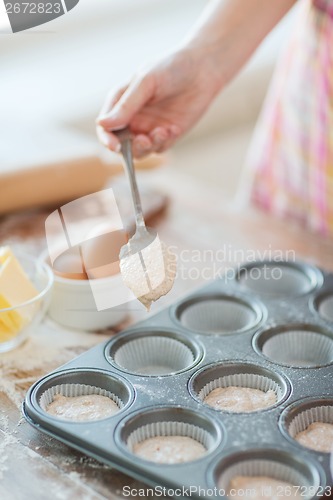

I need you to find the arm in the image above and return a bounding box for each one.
[184,0,297,85]
[97,0,296,157]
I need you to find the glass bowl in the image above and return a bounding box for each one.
[0,252,54,353]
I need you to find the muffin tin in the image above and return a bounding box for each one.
[23,260,333,498]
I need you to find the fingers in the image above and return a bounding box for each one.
[96,75,155,154]
[96,125,121,152]
[97,74,155,132]
[150,127,169,149]
[96,73,182,157]
[97,125,181,158]
[132,124,182,158]
[149,124,182,153]
[132,134,154,159]
[100,85,127,116]
[96,86,127,153]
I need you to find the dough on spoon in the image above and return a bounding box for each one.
[120,237,176,311]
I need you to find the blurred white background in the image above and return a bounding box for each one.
[1,0,298,201]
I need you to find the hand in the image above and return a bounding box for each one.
[96,47,223,158]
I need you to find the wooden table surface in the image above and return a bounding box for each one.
[1,167,332,500]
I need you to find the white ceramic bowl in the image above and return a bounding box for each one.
[40,246,131,331]
[48,271,130,331]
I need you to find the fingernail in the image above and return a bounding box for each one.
[97,114,108,123]
[111,124,127,131]
[98,111,119,123]
[169,125,181,137]
[98,113,112,121]
[154,135,166,145]
[137,136,151,147]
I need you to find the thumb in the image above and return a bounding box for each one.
[97,75,154,130]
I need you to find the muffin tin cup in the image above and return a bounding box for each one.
[212,448,323,499]
[106,328,202,376]
[312,291,333,323]
[254,324,333,368]
[174,294,264,335]
[39,384,124,413]
[23,259,333,495]
[189,362,290,413]
[280,398,333,454]
[31,369,134,423]
[234,260,323,297]
[116,406,222,465]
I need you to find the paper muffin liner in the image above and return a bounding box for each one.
[236,262,317,296]
[179,298,258,334]
[218,458,313,498]
[39,383,124,415]
[287,404,333,452]
[262,330,333,367]
[113,336,195,375]
[198,373,283,411]
[127,420,213,457]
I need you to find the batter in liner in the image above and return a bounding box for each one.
[133,435,206,464]
[203,386,277,413]
[46,393,119,422]
[227,476,302,499]
[295,422,333,453]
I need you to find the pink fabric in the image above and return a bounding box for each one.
[247,0,333,236]
[313,0,333,17]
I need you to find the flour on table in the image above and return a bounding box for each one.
[0,318,110,478]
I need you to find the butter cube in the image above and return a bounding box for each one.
[0,247,39,341]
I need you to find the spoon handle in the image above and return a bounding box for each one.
[114,128,146,229]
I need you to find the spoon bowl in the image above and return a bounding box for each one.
[114,128,176,310]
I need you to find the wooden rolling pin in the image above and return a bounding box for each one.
[0,154,163,214]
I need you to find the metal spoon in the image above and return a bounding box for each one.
[114,128,176,310]
[115,126,157,251]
